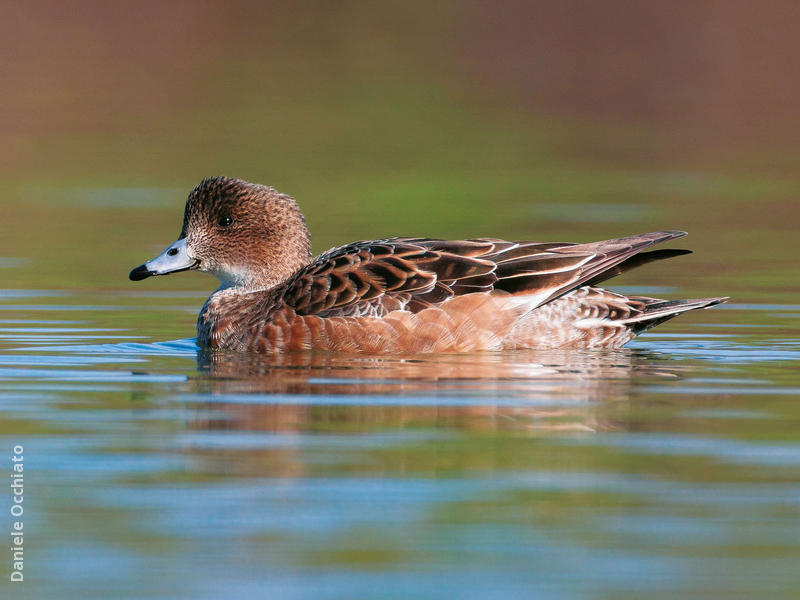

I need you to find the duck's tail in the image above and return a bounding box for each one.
[623,296,728,333]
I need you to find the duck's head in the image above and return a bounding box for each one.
[129,177,312,290]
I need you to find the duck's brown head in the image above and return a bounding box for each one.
[129,177,312,290]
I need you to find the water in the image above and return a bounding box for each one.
[1,287,799,598]
[4,3,800,597]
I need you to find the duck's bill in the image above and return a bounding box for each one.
[129,238,199,281]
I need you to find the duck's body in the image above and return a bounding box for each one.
[130,177,725,353]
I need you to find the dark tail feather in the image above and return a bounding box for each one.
[623,296,728,333]
[584,249,692,287]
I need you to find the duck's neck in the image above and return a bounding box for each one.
[211,236,313,294]
[213,261,309,295]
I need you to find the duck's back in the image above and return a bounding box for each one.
[198,233,724,353]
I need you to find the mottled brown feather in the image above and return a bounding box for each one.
[192,231,722,352]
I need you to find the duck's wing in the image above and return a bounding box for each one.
[477,230,688,305]
[280,232,688,318]
[280,239,499,317]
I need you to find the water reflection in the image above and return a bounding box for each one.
[187,348,685,435]
[199,346,681,390]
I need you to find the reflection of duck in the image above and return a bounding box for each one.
[130,177,725,353]
[187,348,680,435]
[198,346,679,393]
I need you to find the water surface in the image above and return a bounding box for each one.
[1,286,799,598]
[3,3,800,597]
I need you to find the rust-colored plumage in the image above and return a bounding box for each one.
[130,177,726,353]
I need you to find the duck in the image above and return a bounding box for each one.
[129,176,725,353]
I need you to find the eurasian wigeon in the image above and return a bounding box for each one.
[130,176,725,353]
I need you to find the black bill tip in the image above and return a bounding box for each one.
[129,264,154,281]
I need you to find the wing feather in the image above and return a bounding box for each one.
[281,232,689,318]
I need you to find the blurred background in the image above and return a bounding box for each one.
[2,0,799,297]
[3,5,800,598]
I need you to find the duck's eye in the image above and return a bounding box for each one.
[218,216,234,227]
